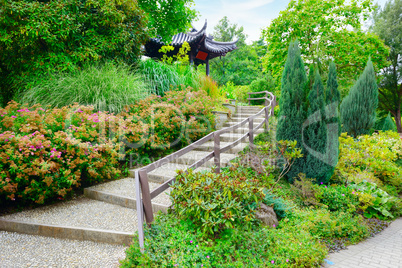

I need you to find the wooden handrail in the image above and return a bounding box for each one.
[135,91,276,249]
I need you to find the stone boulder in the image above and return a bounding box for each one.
[256,203,278,227]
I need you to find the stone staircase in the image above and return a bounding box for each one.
[0,106,265,246]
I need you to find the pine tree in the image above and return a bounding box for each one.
[340,59,379,137]
[304,70,335,183]
[382,113,397,131]
[276,40,308,181]
[324,62,340,172]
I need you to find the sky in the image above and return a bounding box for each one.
[192,0,390,44]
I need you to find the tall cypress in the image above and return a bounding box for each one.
[324,62,340,173]
[276,40,308,181]
[304,70,335,183]
[340,59,379,137]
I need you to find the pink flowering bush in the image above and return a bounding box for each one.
[0,87,215,205]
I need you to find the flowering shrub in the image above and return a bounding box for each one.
[0,87,216,205]
[335,131,402,194]
[170,165,265,237]
[121,87,215,159]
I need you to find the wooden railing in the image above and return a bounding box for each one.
[248,91,275,107]
[135,91,276,249]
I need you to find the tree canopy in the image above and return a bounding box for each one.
[137,0,198,42]
[210,17,265,86]
[372,0,402,132]
[0,0,149,106]
[261,0,390,94]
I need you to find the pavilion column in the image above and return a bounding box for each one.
[206,59,210,76]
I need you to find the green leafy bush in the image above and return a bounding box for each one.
[335,131,402,195]
[350,181,399,219]
[263,190,292,220]
[0,0,148,105]
[249,74,275,105]
[170,166,265,237]
[319,185,359,213]
[18,62,151,114]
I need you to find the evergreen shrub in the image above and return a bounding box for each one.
[340,59,379,137]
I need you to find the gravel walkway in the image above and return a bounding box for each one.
[322,217,402,267]
[0,197,137,233]
[0,231,127,268]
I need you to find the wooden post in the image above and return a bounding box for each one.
[135,170,145,251]
[214,131,220,173]
[248,93,251,105]
[264,107,269,133]
[206,59,210,76]
[249,118,254,150]
[138,170,154,225]
[271,96,276,116]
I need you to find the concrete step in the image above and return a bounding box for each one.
[225,121,264,128]
[85,177,174,212]
[229,127,265,135]
[230,117,265,123]
[195,141,248,154]
[170,150,236,168]
[0,197,136,245]
[129,163,210,183]
[220,132,249,142]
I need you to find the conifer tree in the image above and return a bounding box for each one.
[304,70,335,183]
[276,41,308,181]
[324,62,341,172]
[340,59,379,137]
[382,113,397,131]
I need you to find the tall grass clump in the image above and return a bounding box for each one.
[18,62,151,114]
[139,59,184,95]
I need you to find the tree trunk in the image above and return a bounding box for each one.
[396,109,402,133]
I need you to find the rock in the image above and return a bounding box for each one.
[256,203,278,227]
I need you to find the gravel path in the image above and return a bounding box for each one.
[0,197,137,233]
[0,231,127,268]
[88,178,172,206]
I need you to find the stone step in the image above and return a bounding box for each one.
[170,150,236,167]
[195,141,248,154]
[225,121,264,128]
[220,132,249,142]
[85,177,173,212]
[230,117,265,123]
[129,163,210,183]
[0,197,137,245]
[229,127,265,135]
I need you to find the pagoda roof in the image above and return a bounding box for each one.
[144,20,238,61]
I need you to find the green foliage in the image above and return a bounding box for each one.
[249,74,275,105]
[210,17,265,86]
[319,185,359,213]
[372,0,402,132]
[170,166,265,237]
[335,131,402,195]
[263,190,292,220]
[276,40,308,182]
[340,59,379,137]
[0,0,149,106]
[17,62,151,114]
[304,70,335,183]
[121,212,327,267]
[289,208,370,244]
[261,0,389,94]
[349,181,399,219]
[137,0,198,43]
[291,173,323,207]
[382,113,397,131]
[139,59,201,96]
